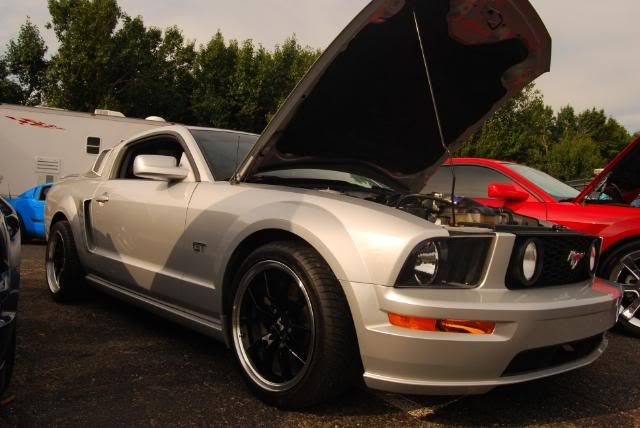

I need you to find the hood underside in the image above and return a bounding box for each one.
[236,0,552,192]
[576,136,640,204]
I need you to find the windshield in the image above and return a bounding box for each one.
[190,129,258,180]
[507,163,579,201]
[253,169,393,192]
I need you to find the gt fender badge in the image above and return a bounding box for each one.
[567,251,585,270]
[193,242,207,253]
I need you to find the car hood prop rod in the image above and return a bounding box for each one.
[412,8,457,226]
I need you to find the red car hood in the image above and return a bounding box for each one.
[575,135,640,204]
[235,0,552,193]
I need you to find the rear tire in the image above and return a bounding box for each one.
[45,221,85,302]
[229,241,360,409]
[600,240,640,337]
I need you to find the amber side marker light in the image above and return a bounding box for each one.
[388,313,496,334]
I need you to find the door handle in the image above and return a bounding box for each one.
[95,193,109,203]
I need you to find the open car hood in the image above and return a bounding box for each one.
[575,136,640,204]
[235,0,552,192]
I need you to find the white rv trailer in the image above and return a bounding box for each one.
[0,104,168,196]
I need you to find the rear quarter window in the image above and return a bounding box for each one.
[91,149,112,175]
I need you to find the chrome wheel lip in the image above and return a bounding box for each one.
[610,249,640,328]
[232,260,315,392]
[45,230,65,294]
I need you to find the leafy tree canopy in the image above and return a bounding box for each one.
[3,18,48,105]
[458,85,631,180]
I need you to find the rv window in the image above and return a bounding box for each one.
[92,149,111,175]
[87,137,101,154]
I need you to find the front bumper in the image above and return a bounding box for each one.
[342,277,621,395]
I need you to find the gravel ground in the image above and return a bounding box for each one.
[0,244,639,427]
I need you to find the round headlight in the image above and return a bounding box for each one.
[589,241,598,274]
[522,240,539,281]
[414,241,439,285]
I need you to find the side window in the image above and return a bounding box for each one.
[423,165,514,198]
[87,137,101,154]
[115,137,186,180]
[39,185,51,201]
[92,149,112,175]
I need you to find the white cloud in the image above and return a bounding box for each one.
[2,0,639,131]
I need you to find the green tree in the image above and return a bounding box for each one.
[262,36,319,123]
[192,32,239,128]
[46,0,122,110]
[576,108,630,161]
[551,105,577,141]
[4,18,48,105]
[546,133,603,182]
[0,59,23,103]
[459,84,554,168]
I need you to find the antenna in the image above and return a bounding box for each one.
[412,9,457,226]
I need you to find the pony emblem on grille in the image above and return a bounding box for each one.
[567,251,585,271]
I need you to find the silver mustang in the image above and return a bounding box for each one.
[45,0,620,408]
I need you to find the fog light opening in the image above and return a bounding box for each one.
[388,313,495,334]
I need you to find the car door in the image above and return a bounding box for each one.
[88,134,199,298]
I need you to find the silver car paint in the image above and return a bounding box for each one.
[45,124,621,395]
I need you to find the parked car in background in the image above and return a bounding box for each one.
[424,138,640,335]
[0,197,20,395]
[44,0,620,409]
[6,183,53,241]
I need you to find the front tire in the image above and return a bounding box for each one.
[45,221,85,302]
[230,241,360,409]
[601,241,640,337]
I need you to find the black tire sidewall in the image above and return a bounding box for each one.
[229,241,357,408]
[46,221,84,302]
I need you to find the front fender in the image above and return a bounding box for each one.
[598,218,640,254]
[198,185,448,288]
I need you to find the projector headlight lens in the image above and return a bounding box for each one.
[413,241,439,285]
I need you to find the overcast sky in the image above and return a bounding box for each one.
[2,1,639,132]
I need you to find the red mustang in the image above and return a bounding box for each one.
[425,137,640,335]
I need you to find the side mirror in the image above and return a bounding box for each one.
[487,182,529,202]
[133,155,188,182]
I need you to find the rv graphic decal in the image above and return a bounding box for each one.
[4,116,65,130]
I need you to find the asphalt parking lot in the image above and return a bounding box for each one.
[1,244,639,427]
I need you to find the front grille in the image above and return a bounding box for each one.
[506,233,597,289]
[502,334,604,377]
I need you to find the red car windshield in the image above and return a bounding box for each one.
[507,163,580,201]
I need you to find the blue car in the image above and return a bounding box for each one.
[6,183,52,241]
